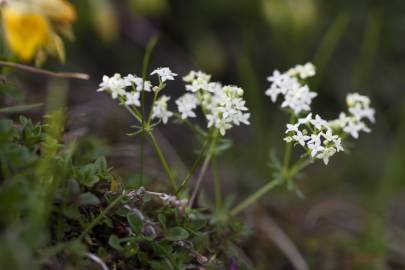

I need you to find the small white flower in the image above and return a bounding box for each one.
[286,113,343,165]
[185,79,210,92]
[267,70,288,86]
[151,67,177,82]
[181,70,250,136]
[298,113,313,125]
[151,95,173,124]
[346,93,370,107]
[311,114,327,130]
[343,120,369,139]
[265,85,282,102]
[309,144,325,158]
[176,93,199,119]
[322,128,338,143]
[316,147,336,165]
[280,84,317,114]
[183,70,211,83]
[124,74,152,92]
[349,104,375,123]
[329,92,375,139]
[286,123,299,133]
[125,91,141,107]
[284,136,293,143]
[292,131,310,146]
[334,137,344,152]
[266,64,317,115]
[287,63,316,79]
[97,73,130,99]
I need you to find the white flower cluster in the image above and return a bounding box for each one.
[266,63,317,115]
[267,63,376,166]
[97,67,177,125]
[329,93,376,139]
[178,70,250,135]
[284,113,343,165]
[97,68,250,136]
[175,93,198,119]
[97,73,152,106]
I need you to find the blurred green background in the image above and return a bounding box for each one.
[5,0,405,268]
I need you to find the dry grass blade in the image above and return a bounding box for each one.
[258,215,309,270]
[0,60,90,80]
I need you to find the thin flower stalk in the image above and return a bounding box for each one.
[189,130,219,207]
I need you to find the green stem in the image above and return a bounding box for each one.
[140,36,158,185]
[147,131,177,191]
[283,113,296,181]
[176,139,210,195]
[77,193,125,241]
[289,158,312,177]
[212,154,222,209]
[230,179,281,216]
[230,113,297,216]
[147,89,160,124]
[188,131,218,207]
[282,142,292,179]
[121,97,142,122]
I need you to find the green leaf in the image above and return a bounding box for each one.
[165,227,189,241]
[62,205,80,219]
[94,156,109,175]
[78,192,100,205]
[108,235,123,251]
[158,213,167,230]
[0,119,16,143]
[68,241,88,257]
[188,218,206,231]
[74,164,99,187]
[127,213,143,233]
[149,261,172,270]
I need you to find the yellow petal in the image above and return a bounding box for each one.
[36,0,76,23]
[2,6,50,60]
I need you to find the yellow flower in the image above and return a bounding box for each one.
[2,5,50,60]
[1,0,76,63]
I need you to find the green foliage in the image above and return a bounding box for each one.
[0,115,249,269]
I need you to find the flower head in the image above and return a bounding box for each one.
[151,67,177,82]
[329,92,375,139]
[125,91,140,107]
[124,74,152,92]
[97,73,130,99]
[151,95,173,124]
[266,63,317,115]
[285,114,343,165]
[176,93,198,119]
[182,70,250,136]
[287,63,316,79]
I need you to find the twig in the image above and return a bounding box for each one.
[87,253,109,270]
[0,103,43,113]
[0,60,89,80]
